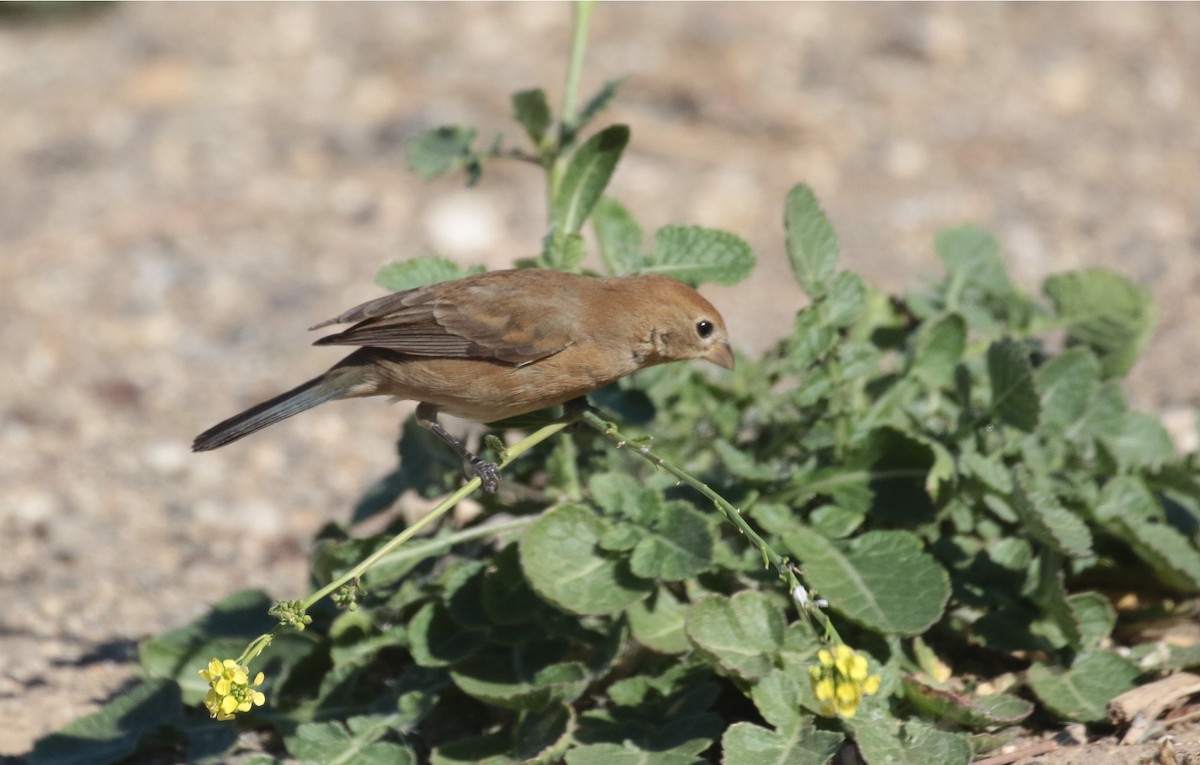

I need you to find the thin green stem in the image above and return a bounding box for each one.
[548,0,595,213]
[578,410,842,643]
[561,0,594,130]
[300,421,570,612]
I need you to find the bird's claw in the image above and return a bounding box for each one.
[471,458,502,494]
[563,396,597,434]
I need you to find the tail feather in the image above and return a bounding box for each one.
[192,374,344,451]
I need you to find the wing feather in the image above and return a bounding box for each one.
[309,270,580,365]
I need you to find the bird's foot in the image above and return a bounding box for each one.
[562,396,597,433]
[470,457,502,494]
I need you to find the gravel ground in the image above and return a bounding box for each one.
[2,4,1198,760]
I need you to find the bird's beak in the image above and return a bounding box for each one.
[704,341,735,370]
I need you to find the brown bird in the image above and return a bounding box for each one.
[193,268,734,491]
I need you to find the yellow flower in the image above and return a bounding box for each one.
[199,658,267,721]
[808,644,881,719]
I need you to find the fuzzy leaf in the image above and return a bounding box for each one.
[643,225,754,286]
[575,78,626,134]
[552,124,629,236]
[629,502,715,581]
[910,313,966,387]
[987,338,1040,432]
[686,591,786,679]
[1044,268,1155,378]
[1102,412,1176,472]
[1027,652,1139,722]
[960,452,1013,494]
[1011,472,1093,558]
[902,679,1033,728]
[451,654,590,711]
[1068,592,1117,651]
[407,126,477,178]
[376,255,483,292]
[850,707,973,765]
[287,716,415,765]
[1096,479,1200,593]
[592,197,645,276]
[784,183,838,298]
[823,271,867,328]
[722,719,843,765]
[1035,347,1101,434]
[520,503,652,615]
[512,88,552,146]
[936,225,1010,298]
[783,530,950,635]
[627,588,690,654]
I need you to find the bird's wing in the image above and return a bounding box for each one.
[309,274,578,365]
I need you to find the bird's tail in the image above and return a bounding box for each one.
[192,373,346,451]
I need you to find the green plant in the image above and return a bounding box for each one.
[33,5,1200,765]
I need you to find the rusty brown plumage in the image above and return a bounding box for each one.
[193,268,733,491]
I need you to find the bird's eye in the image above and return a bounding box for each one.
[696,320,714,339]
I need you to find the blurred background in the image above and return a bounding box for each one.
[1,3,1197,753]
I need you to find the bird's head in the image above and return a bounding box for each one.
[631,275,734,371]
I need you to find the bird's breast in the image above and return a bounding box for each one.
[367,346,637,423]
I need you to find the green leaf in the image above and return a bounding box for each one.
[722,719,843,765]
[936,225,1010,299]
[1093,476,1163,525]
[1035,347,1101,434]
[1075,381,1128,441]
[850,707,973,765]
[902,678,1033,727]
[784,183,838,298]
[407,126,477,178]
[592,196,645,276]
[1027,652,1139,722]
[574,78,626,135]
[960,451,1013,494]
[783,530,950,635]
[520,503,652,615]
[1068,592,1117,651]
[909,313,966,387]
[29,680,183,765]
[750,669,807,730]
[407,602,487,668]
[642,225,755,286]
[287,716,415,765]
[1010,471,1093,558]
[513,705,575,763]
[1102,411,1177,472]
[987,338,1040,431]
[626,587,690,654]
[713,439,782,482]
[629,502,715,581]
[1044,268,1156,378]
[432,735,514,765]
[375,255,483,292]
[552,124,629,236]
[512,88,552,147]
[686,591,786,679]
[1094,478,1200,592]
[451,653,590,711]
[823,271,867,328]
[541,229,588,271]
[567,742,700,765]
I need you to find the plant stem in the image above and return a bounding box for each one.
[578,410,843,642]
[300,421,570,612]
[580,410,790,573]
[548,0,595,211]
[562,0,594,129]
